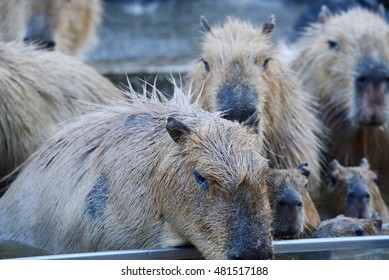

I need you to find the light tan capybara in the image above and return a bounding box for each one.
[267,163,320,240]
[312,213,382,238]
[0,42,124,195]
[0,0,101,57]
[319,158,389,222]
[290,6,389,204]
[0,84,274,260]
[187,16,324,202]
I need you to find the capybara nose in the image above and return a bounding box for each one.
[223,106,258,124]
[23,37,56,51]
[355,62,389,90]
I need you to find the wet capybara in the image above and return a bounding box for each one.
[186,16,324,202]
[0,0,101,57]
[0,83,274,260]
[290,6,389,204]
[319,158,389,222]
[0,42,124,195]
[267,163,320,239]
[312,213,382,238]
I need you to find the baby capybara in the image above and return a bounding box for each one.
[267,163,320,240]
[320,158,389,222]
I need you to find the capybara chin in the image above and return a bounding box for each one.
[267,163,320,240]
[0,42,124,195]
[290,6,389,203]
[319,158,389,222]
[0,83,274,260]
[187,15,324,202]
[0,0,102,57]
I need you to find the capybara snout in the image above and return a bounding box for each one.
[354,58,389,126]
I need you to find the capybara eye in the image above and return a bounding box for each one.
[327,40,339,50]
[201,58,210,72]
[193,169,210,191]
[263,58,271,71]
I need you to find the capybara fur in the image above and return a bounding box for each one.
[0,42,124,195]
[319,158,389,222]
[0,0,102,57]
[0,84,274,260]
[187,16,324,201]
[312,213,382,238]
[267,163,320,239]
[290,6,389,204]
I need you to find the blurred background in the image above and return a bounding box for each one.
[85,0,308,89]
[85,0,388,91]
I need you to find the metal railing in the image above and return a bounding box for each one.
[10,235,389,260]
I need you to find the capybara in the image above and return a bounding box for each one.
[289,6,389,204]
[267,163,320,239]
[290,0,385,41]
[0,0,101,57]
[187,16,324,202]
[0,42,124,195]
[319,158,389,222]
[312,213,382,238]
[0,83,274,260]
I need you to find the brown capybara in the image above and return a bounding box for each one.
[312,213,382,238]
[0,0,101,57]
[267,163,320,240]
[319,158,389,222]
[0,42,124,195]
[0,83,274,260]
[289,6,389,204]
[187,16,324,202]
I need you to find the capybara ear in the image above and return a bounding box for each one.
[297,162,310,178]
[244,109,260,129]
[328,159,340,186]
[319,5,332,24]
[262,14,275,34]
[371,212,383,233]
[360,157,370,169]
[200,15,212,33]
[165,117,194,144]
[377,3,386,19]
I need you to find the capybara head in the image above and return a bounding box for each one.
[312,213,382,238]
[163,110,273,259]
[267,163,320,239]
[295,6,389,127]
[0,0,101,56]
[325,158,379,219]
[0,83,274,260]
[188,15,278,126]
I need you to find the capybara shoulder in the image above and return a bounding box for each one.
[0,42,124,194]
[0,83,274,260]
